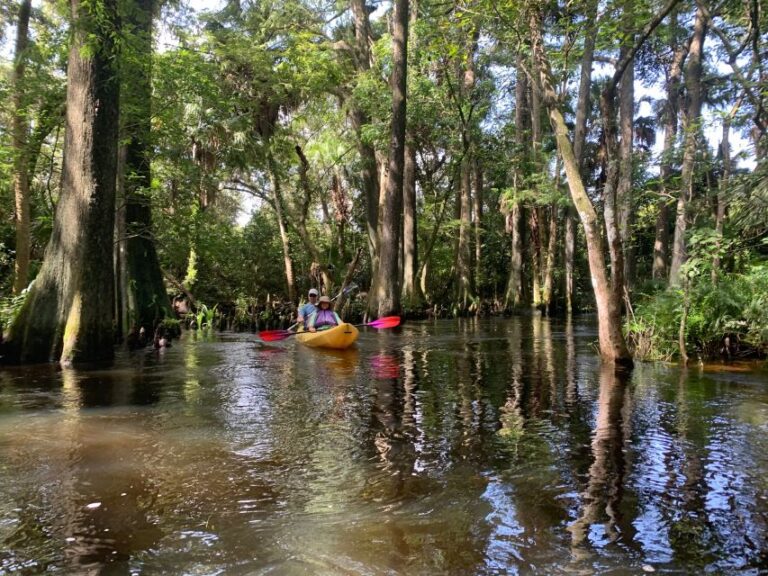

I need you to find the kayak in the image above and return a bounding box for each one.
[296,323,359,350]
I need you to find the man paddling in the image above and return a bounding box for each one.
[296,288,319,329]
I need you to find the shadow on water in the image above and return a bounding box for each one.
[1,319,767,574]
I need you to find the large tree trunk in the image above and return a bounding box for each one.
[669,6,706,286]
[568,0,598,313]
[712,99,740,282]
[504,53,527,310]
[454,30,479,312]
[602,0,677,299]
[369,0,407,317]
[331,170,347,262]
[122,0,172,334]
[350,0,380,266]
[529,209,542,308]
[294,146,334,291]
[653,11,688,280]
[456,151,474,309]
[530,65,544,310]
[11,0,32,295]
[617,35,635,295]
[402,138,420,305]
[572,0,597,168]
[267,154,296,302]
[402,0,420,307]
[542,202,559,315]
[530,8,632,366]
[472,157,483,299]
[3,0,121,365]
[600,85,626,312]
[564,215,575,313]
[115,145,128,341]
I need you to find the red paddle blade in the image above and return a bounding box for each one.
[367,316,401,329]
[259,330,293,342]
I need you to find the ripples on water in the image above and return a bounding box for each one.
[1,318,767,574]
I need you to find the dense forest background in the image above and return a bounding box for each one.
[0,0,766,364]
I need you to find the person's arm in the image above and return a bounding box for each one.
[308,311,317,332]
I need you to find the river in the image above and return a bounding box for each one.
[1,317,766,574]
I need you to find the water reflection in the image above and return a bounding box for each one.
[1,369,164,573]
[1,321,767,574]
[568,365,631,555]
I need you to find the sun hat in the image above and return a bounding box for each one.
[308,289,319,296]
[318,295,331,304]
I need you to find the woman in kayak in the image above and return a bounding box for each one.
[307,295,342,332]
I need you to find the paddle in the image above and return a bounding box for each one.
[262,284,361,342]
[258,328,303,342]
[259,316,400,342]
[355,316,401,329]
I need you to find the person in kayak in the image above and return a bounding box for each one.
[307,295,342,332]
[297,288,319,329]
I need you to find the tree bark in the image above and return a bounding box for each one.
[12,0,32,295]
[572,0,598,169]
[542,203,559,315]
[402,0,420,307]
[617,32,635,295]
[115,145,128,341]
[530,7,632,366]
[294,146,334,292]
[456,150,474,309]
[530,64,544,310]
[369,0,407,317]
[600,84,625,313]
[350,0,380,266]
[3,0,121,365]
[669,6,706,287]
[122,0,172,334]
[600,0,678,300]
[653,12,688,280]
[473,159,483,296]
[454,30,479,312]
[564,215,575,313]
[568,0,598,313]
[267,154,296,302]
[712,99,741,282]
[504,53,527,310]
[402,138,420,305]
[529,208,543,309]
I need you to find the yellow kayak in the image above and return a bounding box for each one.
[296,323,359,349]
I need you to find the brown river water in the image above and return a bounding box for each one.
[1,317,767,575]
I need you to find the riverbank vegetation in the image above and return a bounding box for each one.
[0,0,766,364]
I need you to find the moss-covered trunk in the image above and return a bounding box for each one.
[3,0,120,365]
[530,7,632,366]
[369,0,407,317]
[122,0,172,333]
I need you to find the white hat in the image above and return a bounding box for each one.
[308,289,319,296]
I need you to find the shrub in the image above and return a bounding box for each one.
[628,265,768,361]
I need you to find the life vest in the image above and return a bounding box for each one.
[313,309,338,328]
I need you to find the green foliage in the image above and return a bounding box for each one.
[188,303,218,330]
[0,0,765,337]
[629,266,768,361]
[0,285,30,337]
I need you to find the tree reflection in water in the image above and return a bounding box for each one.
[2,323,767,574]
[568,364,631,557]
